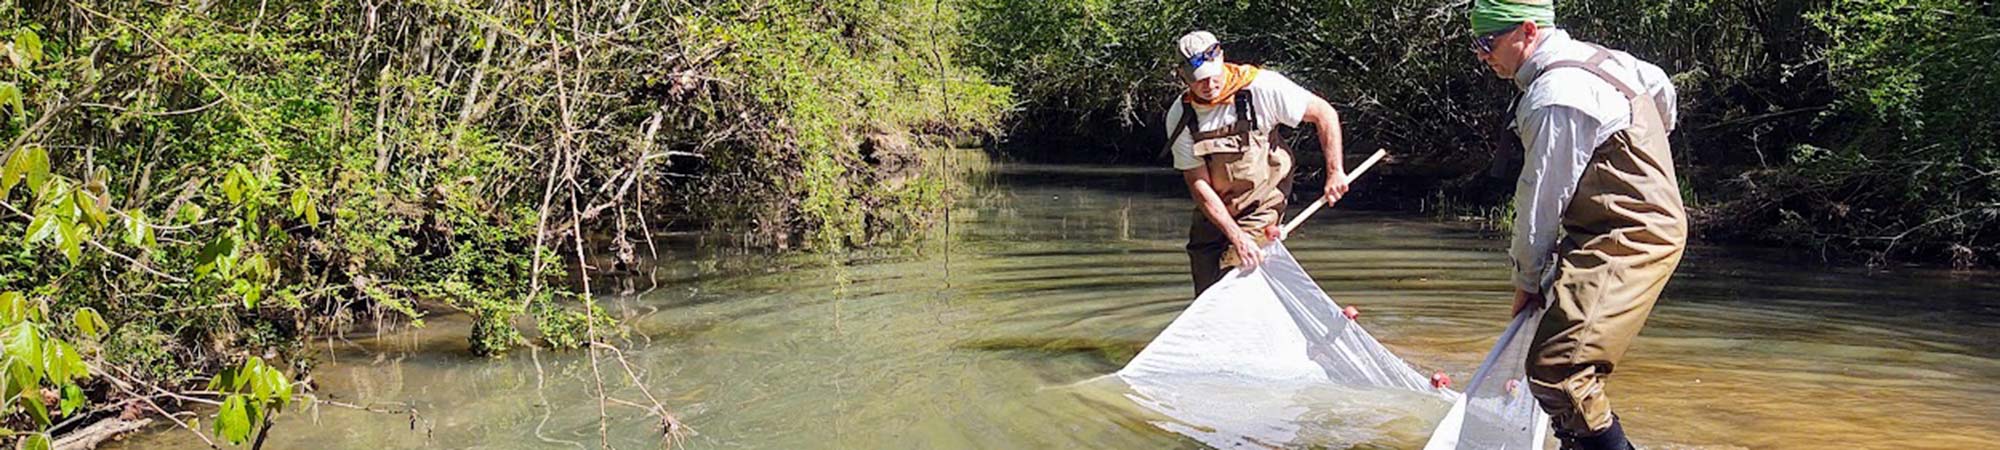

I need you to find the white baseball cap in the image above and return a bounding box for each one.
[1178,31,1224,81]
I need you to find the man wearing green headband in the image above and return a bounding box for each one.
[1469,1,1686,449]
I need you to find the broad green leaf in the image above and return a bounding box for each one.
[41,340,67,385]
[238,280,261,309]
[59,384,82,416]
[0,292,22,325]
[21,146,47,198]
[194,235,236,279]
[0,82,20,118]
[74,307,106,339]
[14,29,41,67]
[234,358,259,392]
[289,188,309,218]
[248,361,272,403]
[41,340,82,385]
[272,372,293,408]
[221,168,244,205]
[58,341,83,380]
[1,143,23,193]
[5,323,45,380]
[75,190,107,229]
[21,433,48,450]
[245,399,265,435]
[122,210,154,248]
[303,201,319,226]
[244,253,269,280]
[240,165,262,196]
[18,383,48,426]
[215,394,251,444]
[6,359,36,400]
[56,220,81,265]
[22,214,52,244]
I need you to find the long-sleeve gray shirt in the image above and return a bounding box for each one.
[1508,30,1678,293]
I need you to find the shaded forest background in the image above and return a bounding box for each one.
[963,0,1998,270]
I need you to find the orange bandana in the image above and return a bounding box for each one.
[1183,63,1261,107]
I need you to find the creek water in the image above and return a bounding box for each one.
[112,163,2000,449]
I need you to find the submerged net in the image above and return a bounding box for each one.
[1112,242,1547,448]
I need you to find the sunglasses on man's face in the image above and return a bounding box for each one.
[1472,23,1523,55]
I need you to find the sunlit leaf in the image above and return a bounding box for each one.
[18,381,48,426]
[21,146,47,197]
[0,82,21,118]
[289,188,309,218]
[0,292,22,326]
[58,341,83,380]
[240,282,261,310]
[248,360,272,403]
[59,384,82,416]
[272,372,293,408]
[56,220,81,265]
[41,340,67,385]
[23,213,52,244]
[21,432,48,450]
[5,323,45,380]
[221,168,244,205]
[6,359,36,400]
[14,29,41,67]
[74,307,106,339]
[215,394,251,444]
[75,190,107,229]
[234,358,259,392]
[1,144,23,193]
[123,210,155,248]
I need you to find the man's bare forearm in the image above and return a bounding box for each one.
[1184,170,1238,234]
[1309,100,1346,175]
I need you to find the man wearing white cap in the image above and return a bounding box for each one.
[1165,31,1352,295]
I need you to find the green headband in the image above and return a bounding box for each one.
[1470,0,1555,35]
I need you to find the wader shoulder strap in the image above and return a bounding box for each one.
[1540,45,1639,101]
[1162,91,1264,161]
[1191,91,1259,141]
[1161,100,1200,158]
[1235,91,1259,131]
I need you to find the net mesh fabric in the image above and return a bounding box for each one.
[1113,242,1547,448]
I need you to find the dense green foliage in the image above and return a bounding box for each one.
[0,0,1002,444]
[963,0,1999,267]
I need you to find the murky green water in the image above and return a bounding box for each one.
[114,163,2000,449]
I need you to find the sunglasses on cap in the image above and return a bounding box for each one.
[1175,45,1221,82]
[1186,44,1221,69]
[1472,22,1523,55]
